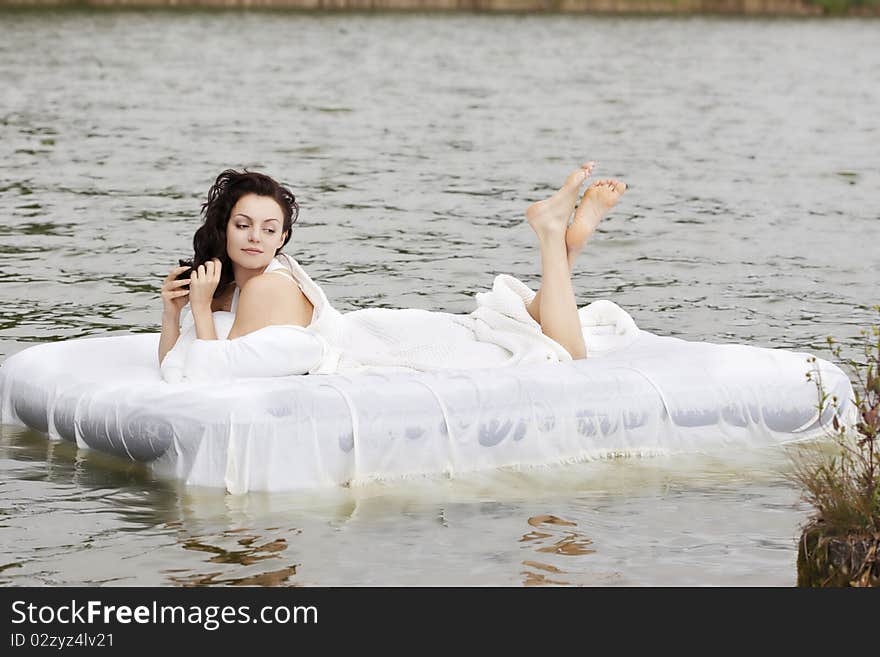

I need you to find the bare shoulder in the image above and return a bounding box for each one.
[229,273,314,337]
[243,274,313,312]
[241,271,300,296]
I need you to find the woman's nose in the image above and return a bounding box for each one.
[248,229,260,243]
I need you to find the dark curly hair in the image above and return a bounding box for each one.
[180,169,300,298]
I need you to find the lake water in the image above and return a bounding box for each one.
[1,11,878,586]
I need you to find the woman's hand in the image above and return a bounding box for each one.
[161,264,191,317]
[188,258,222,313]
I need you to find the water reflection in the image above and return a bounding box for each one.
[518,514,596,586]
[167,532,300,587]
[521,566,570,586]
[1,420,817,585]
[165,566,301,588]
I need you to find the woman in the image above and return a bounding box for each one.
[158,165,631,383]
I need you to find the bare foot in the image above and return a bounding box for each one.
[566,179,627,255]
[526,162,595,239]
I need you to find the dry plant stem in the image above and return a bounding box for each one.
[793,306,880,541]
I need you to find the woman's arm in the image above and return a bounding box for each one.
[188,258,222,341]
[158,311,181,365]
[158,264,192,365]
[177,325,325,382]
[191,307,218,341]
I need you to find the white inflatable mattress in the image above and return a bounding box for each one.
[0,330,854,494]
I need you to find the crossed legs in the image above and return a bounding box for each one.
[525,162,627,360]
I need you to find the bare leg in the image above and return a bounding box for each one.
[527,177,627,326]
[524,167,591,360]
[525,162,593,325]
[534,231,586,359]
[526,248,576,325]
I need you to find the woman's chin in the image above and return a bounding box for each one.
[230,255,273,271]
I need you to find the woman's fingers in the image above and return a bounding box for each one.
[192,260,221,284]
[161,265,193,312]
[184,260,222,284]
[185,260,222,310]
[161,278,190,292]
[203,259,221,279]
[165,264,191,282]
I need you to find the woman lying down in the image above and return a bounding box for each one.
[158,166,637,383]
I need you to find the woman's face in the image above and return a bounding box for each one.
[225,193,288,272]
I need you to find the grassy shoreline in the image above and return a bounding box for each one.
[0,0,878,17]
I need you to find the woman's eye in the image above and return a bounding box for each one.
[236,224,248,229]
[265,229,276,234]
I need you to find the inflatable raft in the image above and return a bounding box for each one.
[0,328,854,493]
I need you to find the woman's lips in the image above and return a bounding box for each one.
[242,248,263,254]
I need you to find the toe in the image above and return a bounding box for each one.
[565,168,588,189]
